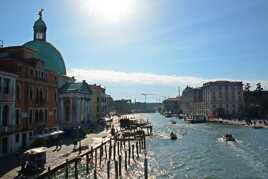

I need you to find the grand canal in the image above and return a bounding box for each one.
[144,113,268,179]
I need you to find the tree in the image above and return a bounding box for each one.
[256,83,263,92]
[244,83,251,91]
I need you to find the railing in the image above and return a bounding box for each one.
[36,126,152,179]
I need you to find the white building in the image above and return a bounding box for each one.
[0,71,17,157]
[59,80,92,131]
[203,81,244,117]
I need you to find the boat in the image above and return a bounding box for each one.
[252,126,263,129]
[223,134,236,142]
[171,120,176,124]
[170,132,177,140]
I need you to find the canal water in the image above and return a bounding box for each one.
[143,113,268,179]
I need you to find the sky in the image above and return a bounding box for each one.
[1,0,268,102]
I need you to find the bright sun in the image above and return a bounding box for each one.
[85,0,134,23]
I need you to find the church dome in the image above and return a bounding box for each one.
[23,40,66,75]
[23,10,66,75]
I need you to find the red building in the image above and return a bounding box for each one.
[0,46,58,151]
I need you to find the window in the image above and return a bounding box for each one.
[45,109,48,122]
[35,110,38,123]
[15,134,20,143]
[29,87,33,100]
[0,77,2,92]
[3,78,10,94]
[29,132,33,140]
[16,85,20,100]
[2,105,9,126]
[15,109,20,126]
[29,109,33,124]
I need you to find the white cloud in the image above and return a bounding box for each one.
[67,68,248,88]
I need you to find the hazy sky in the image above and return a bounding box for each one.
[1,0,268,102]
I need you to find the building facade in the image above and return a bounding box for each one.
[89,84,107,122]
[0,46,58,154]
[181,81,244,118]
[0,71,16,157]
[203,81,244,118]
[59,81,92,130]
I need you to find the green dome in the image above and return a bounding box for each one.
[23,40,66,75]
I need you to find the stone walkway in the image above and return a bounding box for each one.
[0,129,111,179]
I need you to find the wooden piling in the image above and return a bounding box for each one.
[94,169,97,179]
[47,167,51,179]
[105,142,107,160]
[86,154,89,174]
[95,148,98,168]
[136,141,139,158]
[128,144,131,165]
[115,160,118,179]
[119,155,122,177]
[75,160,78,179]
[124,150,127,172]
[107,160,110,179]
[113,140,116,160]
[65,159,68,179]
[132,144,135,160]
[144,156,148,179]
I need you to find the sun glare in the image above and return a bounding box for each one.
[85,0,134,23]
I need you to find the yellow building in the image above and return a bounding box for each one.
[89,84,107,122]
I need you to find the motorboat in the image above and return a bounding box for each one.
[171,120,176,124]
[223,134,236,142]
[252,126,263,129]
[170,132,177,140]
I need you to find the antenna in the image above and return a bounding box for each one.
[178,86,181,96]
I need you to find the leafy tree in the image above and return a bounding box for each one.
[244,83,251,91]
[256,83,263,91]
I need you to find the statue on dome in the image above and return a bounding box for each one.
[38,9,44,18]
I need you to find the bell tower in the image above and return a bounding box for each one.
[33,9,47,41]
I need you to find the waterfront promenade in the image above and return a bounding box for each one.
[0,114,152,179]
[208,118,268,128]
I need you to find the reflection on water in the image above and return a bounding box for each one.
[143,113,268,179]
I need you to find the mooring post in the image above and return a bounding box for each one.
[128,144,131,165]
[105,142,107,160]
[95,148,98,168]
[91,146,94,166]
[100,144,103,167]
[107,160,110,179]
[113,139,116,160]
[47,166,51,179]
[115,160,118,179]
[124,150,127,172]
[144,136,146,150]
[136,141,139,158]
[119,155,122,177]
[144,152,148,179]
[117,141,120,156]
[86,154,89,174]
[75,159,78,179]
[94,168,97,179]
[132,144,135,160]
[65,159,69,179]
